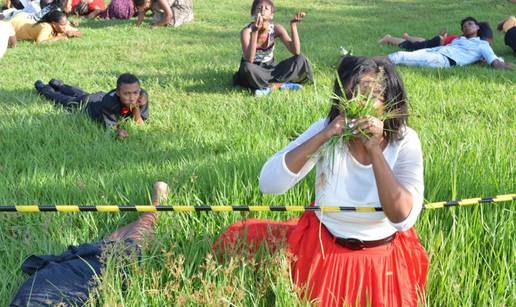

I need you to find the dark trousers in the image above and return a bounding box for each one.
[505,27,516,53]
[36,83,89,109]
[398,35,441,51]
[234,54,313,90]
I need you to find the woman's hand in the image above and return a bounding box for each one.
[354,116,384,152]
[290,11,305,24]
[321,115,345,140]
[252,13,264,31]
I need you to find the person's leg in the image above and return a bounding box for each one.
[402,33,426,43]
[236,60,274,90]
[378,34,406,45]
[35,80,83,108]
[387,49,450,68]
[49,79,89,98]
[399,35,442,51]
[271,54,313,86]
[105,181,169,245]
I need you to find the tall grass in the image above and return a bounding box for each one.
[0,0,515,305]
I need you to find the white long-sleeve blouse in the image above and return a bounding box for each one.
[259,119,424,241]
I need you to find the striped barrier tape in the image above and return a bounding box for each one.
[0,194,514,213]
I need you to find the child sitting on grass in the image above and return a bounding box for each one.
[35,73,149,139]
[233,0,313,96]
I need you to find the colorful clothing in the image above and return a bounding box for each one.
[100,0,136,20]
[71,0,105,15]
[216,213,428,307]
[10,12,53,43]
[216,120,428,305]
[247,22,275,64]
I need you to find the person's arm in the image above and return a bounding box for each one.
[135,7,147,26]
[63,0,72,13]
[356,117,420,224]
[491,59,515,70]
[136,90,149,122]
[259,118,336,194]
[151,0,173,27]
[241,14,263,63]
[275,12,305,56]
[480,44,514,70]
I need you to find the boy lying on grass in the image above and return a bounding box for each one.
[35,73,149,139]
[10,181,169,306]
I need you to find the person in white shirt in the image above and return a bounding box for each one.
[388,16,514,70]
[0,21,16,59]
[215,56,429,306]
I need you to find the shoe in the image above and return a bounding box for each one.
[254,87,272,96]
[34,80,45,91]
[280,83,303,91]
[48,79,64,90]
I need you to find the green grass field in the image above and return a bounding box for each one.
[1,0,515,305]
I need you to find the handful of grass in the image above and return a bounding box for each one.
[318,70,401,168]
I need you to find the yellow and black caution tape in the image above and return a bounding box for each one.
[0,194,514,213]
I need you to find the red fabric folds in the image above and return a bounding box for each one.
[215,212,428,307]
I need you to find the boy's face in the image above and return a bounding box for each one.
[117,82,141,107]
[462,20,479,36]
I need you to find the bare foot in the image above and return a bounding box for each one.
[378,34,392,44]
[402,32,409,40]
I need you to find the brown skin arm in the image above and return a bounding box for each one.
[275,12,305,56]
[136,7,147,26]
[491,59,515,70]
[8,36,16,48]
[151,0,173,27]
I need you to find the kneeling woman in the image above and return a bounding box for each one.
[217,56,428,306]
[234,0,313,96]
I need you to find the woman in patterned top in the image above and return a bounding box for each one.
[134,0,193,28]
[233,0,313,96]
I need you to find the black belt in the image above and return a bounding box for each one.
[445,56,456,66]
[334,232,397,250]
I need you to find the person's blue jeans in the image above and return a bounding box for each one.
[388,49,451,68]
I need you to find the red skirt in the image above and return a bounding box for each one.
[215,212,428,307]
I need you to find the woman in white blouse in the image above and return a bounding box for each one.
[216,56,428,307]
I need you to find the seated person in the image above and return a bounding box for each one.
[10,181,169,307]
[9,10,80,43]
[497,16,516,52]
[64,0,106,18]
[0,20,16,59]
[87,0,137,20]
[387,17,513,69]
[233,0,313,96]
[34,73,149,139]
[380,21,493,51]
[217,56,428,306]
[134,0,193,28]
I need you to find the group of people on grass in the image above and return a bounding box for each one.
[0,0,193,46]
[5,0,516,306]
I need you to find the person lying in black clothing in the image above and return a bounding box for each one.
[10,181,169,307]
[35,73,148,139]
